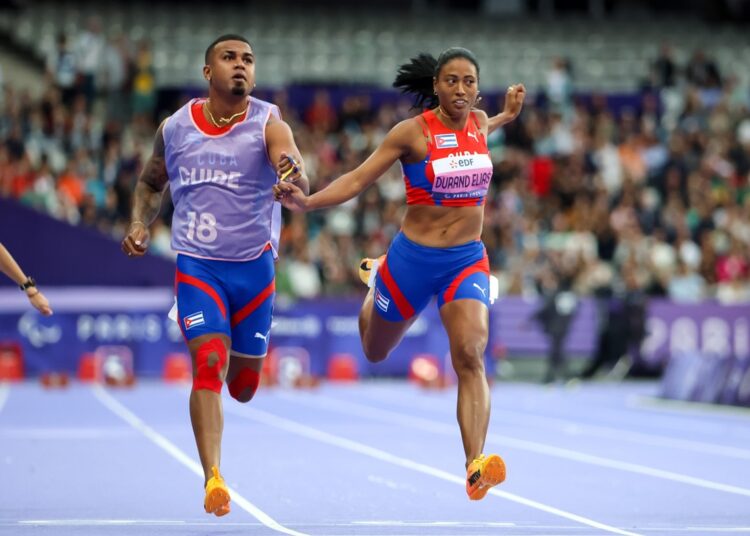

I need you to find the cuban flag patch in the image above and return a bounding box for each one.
[434,133,459,149]
[374,288,390,312]
[184,311,205,330]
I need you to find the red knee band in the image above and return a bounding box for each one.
[228,368,260,401]
[193,338,227,393]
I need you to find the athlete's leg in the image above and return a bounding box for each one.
[175,254,234,515]
[439,299,490,465]
[187,333,231,485]
[226,248,275,400]
[226,355,263,403]
[440,298,505,500]
[359,245,431,362]
[359,287,417,363]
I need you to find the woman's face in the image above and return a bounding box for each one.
[434,57,479,115]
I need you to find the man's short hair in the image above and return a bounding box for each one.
[205,34,252,64]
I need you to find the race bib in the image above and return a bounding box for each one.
[431,154,493,200]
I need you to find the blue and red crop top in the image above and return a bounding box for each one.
[402,109,493,207]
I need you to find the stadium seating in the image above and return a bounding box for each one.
[3,1,749,91]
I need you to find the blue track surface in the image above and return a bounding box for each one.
[1,380,749,535]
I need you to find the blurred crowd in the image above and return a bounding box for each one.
[2,21,750,305]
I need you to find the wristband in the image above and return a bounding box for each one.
[19,276,36,291]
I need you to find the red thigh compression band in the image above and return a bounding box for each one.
[228,368,260,401]
[193,338,227,393]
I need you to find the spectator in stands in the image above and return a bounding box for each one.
[545,56,573,116]
[45,33,78,107]
[685,50,722,89]
[73,16,105,111]
[304,89,337,134]
[531,261,579,384]
[285,246,323,298]
[274,47,525,501]
[716,236,750,303]
[56,158,85,208]
[0,242,52,315]
[668,258,706,302]
[650,43,678,89]
[101,33,131,125]
[580,268,646,380]
[131,40,157,133]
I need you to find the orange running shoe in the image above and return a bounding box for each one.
[358,255,385,287]
[204,466,231,516]
[466,454,506,501]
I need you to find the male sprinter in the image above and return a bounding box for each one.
[121,34,308,516]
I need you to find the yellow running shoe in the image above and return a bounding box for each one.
[358,255,385,287]
[466,454,506,501]
[204,466,231,516]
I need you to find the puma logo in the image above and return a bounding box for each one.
[473,283,487,297]
[254,332,268,342]
[468,131,479,142]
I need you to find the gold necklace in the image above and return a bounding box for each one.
[204,99,248,127]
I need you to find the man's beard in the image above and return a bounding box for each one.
[231,84,248,96]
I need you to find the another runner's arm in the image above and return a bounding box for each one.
[131,120,169,225]
[275,119,415,211]
[0,242,52,315]
[265,117,310,195]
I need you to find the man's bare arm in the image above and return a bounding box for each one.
[132,120,170,225]
[122,120,170,257]
[266,116,310,195]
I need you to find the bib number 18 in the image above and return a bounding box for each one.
[186,211,218,243]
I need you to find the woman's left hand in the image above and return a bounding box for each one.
[503,83,526,119]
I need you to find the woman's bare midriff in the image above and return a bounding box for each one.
[401,205,484,248]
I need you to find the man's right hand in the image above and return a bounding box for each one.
[121,221,150,257]
[277,152,302,183]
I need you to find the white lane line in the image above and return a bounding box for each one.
[352,520,515,527]
[352,387,750,460]
[12,519,750,533]
[675,529,750,533]
[0,383,9,414]
[226,404,643,536]
[277,392,750,499]
[319,390,750,460]
[635,529,750,534]
[355,386,737,437]
[92,386,308,536]
[19,520,189,526]
[17,520,265,527]
[1,427,136,439]
[628,395,750,418]
[489,408,750,461]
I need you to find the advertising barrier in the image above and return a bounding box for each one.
[3,290,749,394]
[0,289,455,378]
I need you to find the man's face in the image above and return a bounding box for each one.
[206,40,255,96]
